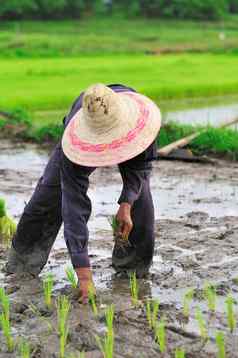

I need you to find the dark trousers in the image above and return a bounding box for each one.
[7,144,155,275]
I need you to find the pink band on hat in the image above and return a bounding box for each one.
[68,92,150,153]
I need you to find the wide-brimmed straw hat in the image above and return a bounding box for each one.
[62,84,161,167]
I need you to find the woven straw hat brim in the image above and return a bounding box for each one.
[62,92,161,167]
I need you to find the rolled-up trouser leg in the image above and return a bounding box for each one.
[130,178,155,266]
[113,177,155,277]
[6,143,62,276]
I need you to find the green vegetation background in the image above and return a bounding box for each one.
[0,12,238,157]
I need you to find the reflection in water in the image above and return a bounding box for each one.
[164,101,238,128]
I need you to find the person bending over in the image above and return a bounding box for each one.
[6,83,161,303]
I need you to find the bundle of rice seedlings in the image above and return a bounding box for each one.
[0,198,16,247]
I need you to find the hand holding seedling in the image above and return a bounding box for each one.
[116,202,133,240]
[76,267,96,304]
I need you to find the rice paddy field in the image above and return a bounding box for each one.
[1,15,238,358]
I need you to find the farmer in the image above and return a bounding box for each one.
[6,83,161,303]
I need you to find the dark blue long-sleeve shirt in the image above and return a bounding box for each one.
[61,84,157,268]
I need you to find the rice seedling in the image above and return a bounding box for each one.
[0,287,14,352]
[108,216,118,236]
[182,289,194,318]
[215,331,226,358]
[57,295,71,358]
[0,198,16,247]
[95,333,114,358]
[175,348,185,358]
[65,266,78,289]
[204,283,216,314]
[18,339,31,358]
[105,304,114,336]
[129,272,139,307]
[88,283,98,317]
[43,273,54,309]
[155,317,166,354]
[95,305,115,358]
[146,299,160,330]
[195,307,208,341]
[225,294,236,333]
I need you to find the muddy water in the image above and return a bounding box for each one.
[163,95,238,128]
[1,140,238,357]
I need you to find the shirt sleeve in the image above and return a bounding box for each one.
[60,152,96,268]
[118,141,157,206]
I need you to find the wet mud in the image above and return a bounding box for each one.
[1,139,238,357]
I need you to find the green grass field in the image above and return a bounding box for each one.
[1,16,238,57]
[1,17,238,156]
[1,54,238,127]
[0,16,238,58]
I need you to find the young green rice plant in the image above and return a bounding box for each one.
[195,307,208,341]
[0,287,14,352]
[108,215,118,236]
[175,348,185,358]
[225,294,236,333]
[43,273,54,309]
[215,331,226,358]
[182,289,194,318]
[57,295,71,358]
[146,299,160,330]
[65,266,78,289]
[18,339,31,358]
[204,283,216,314]
[155,317,166,354]
[88,283,98,317]
[0,198,16,247]
[95,333,114,358]
[105,304,114,336]
[95,305,115,358]
[129,271,139,307]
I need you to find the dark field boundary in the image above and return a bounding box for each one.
[1,115,238,160]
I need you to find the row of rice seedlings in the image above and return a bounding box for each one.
[57,295,71,358]
[225,294,236,333]
[65,266,78,289]
[0,198,16,247]
[204,283,216,314]
[215,331,226,358]
[129,272,139,307]
[182,289,194,318]
[0,287,14,352]
[175,348,185,358]
[18,339,31,358]
[95,305,114,358]
[146,299,160,330]
[43,273,54,310]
